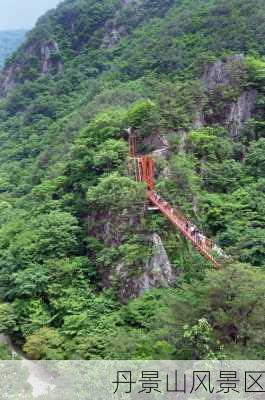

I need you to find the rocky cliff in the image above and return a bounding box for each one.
[203,55,257,137]
[0,39,63,95]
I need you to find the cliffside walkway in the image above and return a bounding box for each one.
[148,191,220,268]
[128,129,225,269]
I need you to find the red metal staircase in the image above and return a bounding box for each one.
[148,191,220,268]
[128,129,221,269]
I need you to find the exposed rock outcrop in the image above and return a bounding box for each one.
[117,234,176,301]
[0,39,63,96]
[0,64,21,95]
[201,54,257,137]
[101,1,133,49]
[204,54,245,91]
[176,129,187,154]
[226,89,257,137]
[152,147,169,159]
[143,133,169,152]
[102,21,125,48]
[40,40,63,74]
[194,111,206,129]
[102,0,142,48]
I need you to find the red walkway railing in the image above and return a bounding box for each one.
[128,130,221,269]
[148,191,220,269]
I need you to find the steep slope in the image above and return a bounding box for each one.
[0,30,26,69]
[0,0,264,360]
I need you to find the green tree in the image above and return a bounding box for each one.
[245,138,265,177]
[92,139,128,172]
[23,327,64,360]
[86,173,146,212]
[183,319,226,359]
[0,303,16,333]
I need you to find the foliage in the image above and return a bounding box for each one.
[0,0,263,361]
[86,173,146,212]
[245,138,265,177]
[0,303,16,333]
[23,327,64,360]
[183,319,226,360]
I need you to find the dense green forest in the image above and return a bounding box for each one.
[0,0,264,360]
[0,30,26,68]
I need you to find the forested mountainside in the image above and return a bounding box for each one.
[0,0,264,360]
[0,30,26,69]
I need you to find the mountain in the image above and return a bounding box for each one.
[0,0,264,360]
[0,30,27,69]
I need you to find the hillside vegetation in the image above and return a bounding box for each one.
[0,0,264,360]
[0,30,26,68]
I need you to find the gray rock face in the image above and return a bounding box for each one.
[226,89,257,137]
[204,54,244,91]
[0,64,20,94]
[194,111,205,129]
[204,59,230,90]
[201,54,257,137]
[147,233,175,286]
[118,234,176,301]
[40,40,63,74]
[152,147,169,159]
[102,21,125,48]
[101,1,130,49]
[0,40,63,96]
[102,0,141,48]
[143,133,170,151]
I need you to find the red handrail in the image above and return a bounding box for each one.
[128,131,221,268]
[148,191,220,269]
